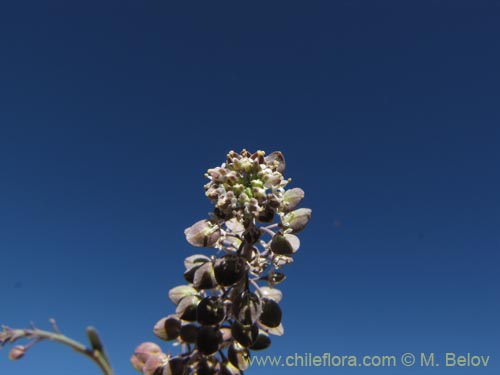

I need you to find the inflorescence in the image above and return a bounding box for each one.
[131,150,312,375]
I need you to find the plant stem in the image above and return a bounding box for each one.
[22,328,114,375]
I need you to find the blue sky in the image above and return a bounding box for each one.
[0,1,499,375]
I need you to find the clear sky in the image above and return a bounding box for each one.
[0,1,499,375]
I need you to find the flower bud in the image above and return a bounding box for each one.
[143,353,168,375]
[264,151,286,174]
[282,188,304,211]
[130,342,162,371]
[86,327,104,352]
[281,208,312,233]
[262,171,282,188]
[8,345,25,360]
[184,220,220,248]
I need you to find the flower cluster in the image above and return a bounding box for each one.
[131,150,311,375]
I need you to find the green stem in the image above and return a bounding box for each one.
[23,328,114,375]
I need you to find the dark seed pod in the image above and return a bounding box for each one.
[257,207,275,223]
[214,254,247,286]
[193,262,217,290]
[180,324,198,343]
[197,296,225,325]
[231,321,259,347]
[176,296,200,322]
[232,291,262,325]
[184,264,202,284]
[220,362,242,375]
[153,315,181,341]
[194,357,220,375]
[270,233,294,255]
[228,343,250,371]
[260,271,286,285]
[243,227,261,244]
[213,207,232,220]
[250,333,271,350]
[196,326,222,356]
[164,357,186,375]
[259,298,282,328]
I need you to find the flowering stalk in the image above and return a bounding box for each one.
[131,150,312,375]
[0,320,113,375]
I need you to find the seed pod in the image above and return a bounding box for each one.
[168,285,198,305]
[259,287,283,303]
[282,208,312,233]
[220,361,242,375]
[194,356,220,375]
[176,295,200,322]
[163,357,186,375]
[259,298,282,328]
[184,264,202,284]
[260,271,286,285]
[250,333,271,351]
[184,220,220,248]
[180,324,198,343]
[196,326,222,356]
[258,322,284,336]
[232,291,262,325]
[214,254,246,286]
[154,315,181,341]
[270,233,294,255]
[231,321,258,347]
[197,296,225,325]
[184,254,211,270]
[193,262,217,290]
[228,343,250,371]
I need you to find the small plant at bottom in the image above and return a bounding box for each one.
[1,149,312,375]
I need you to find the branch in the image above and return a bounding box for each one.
[0,321,114,375]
